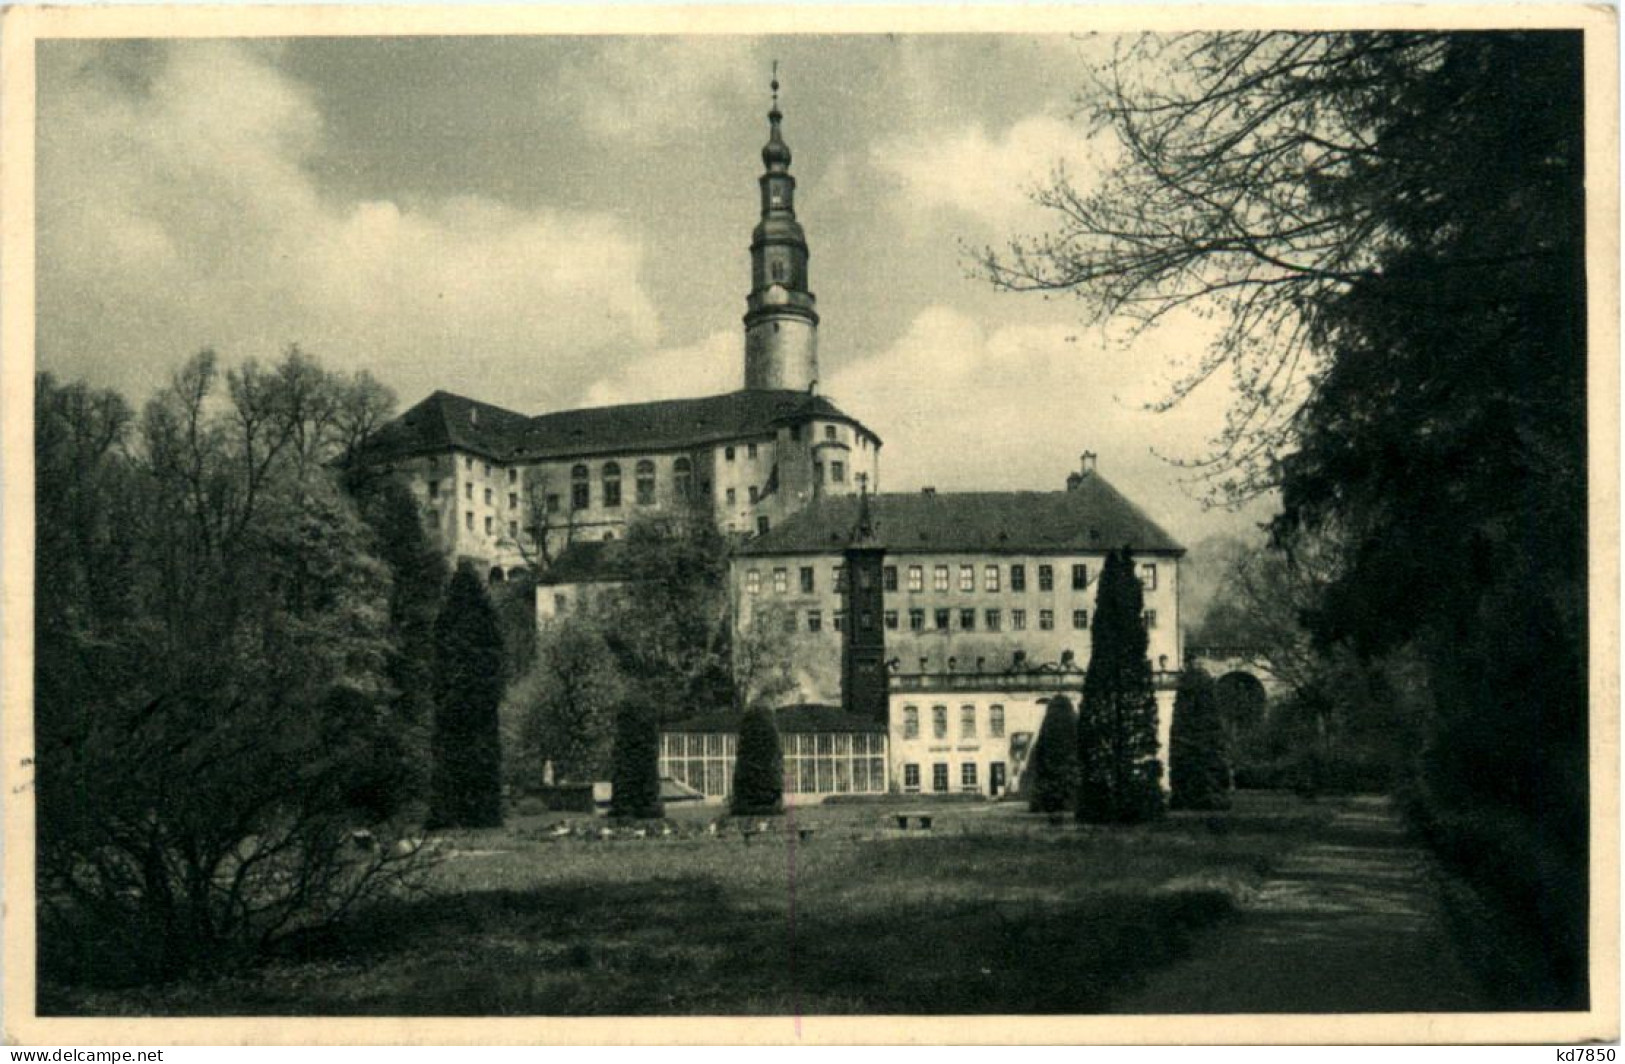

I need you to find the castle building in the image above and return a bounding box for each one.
[359,83,879,581]
[359,77,1187,804]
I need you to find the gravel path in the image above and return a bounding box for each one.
[1111,795,1493,1013]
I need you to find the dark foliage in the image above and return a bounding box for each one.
[730,707,785,816]
[429,563,506,829]
[1078,548,1165,823]
[609,698,664,820]
[1168,662,1231,811]
[1027,695,1079,814]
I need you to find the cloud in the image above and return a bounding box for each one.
[825,305,1273,542]
[550,37,759,149]
[870,116,1104,231]
[38,41,659,412]
[579,329,740,408]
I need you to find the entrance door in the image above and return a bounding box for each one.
[990,761,1006,797]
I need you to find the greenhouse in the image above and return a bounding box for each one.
[659,704,889,802]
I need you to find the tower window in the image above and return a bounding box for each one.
[748,485,759,504]
[831,461,845,483]
[571,464,589,510]
[636,459,656,505]
[771,260,787,282]
[825,425,837,441]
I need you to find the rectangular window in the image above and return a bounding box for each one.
[904,706,919,739]
[800,566,815,593]
[985,608,1001,631]
[1038,565,1054,591]
[990,705,1005,738]
[1040,609,1055,630]
[1010,564,1026,591]
[814,462,824,483]
[465,456,473,471]
[546,493,560,514]
[483,487,493,505]
[908,565,924,593]
[1011,609,1027,631]
[748,443,758,459]
[725,446,736,461]
[934,565,949,592]
[508,492,518,510]
[960,762,979,792]
[428,480,440,499]
[932,763,949,793]
[859,566,874,590]
[1073,609,1089,630]
[465,511,474,530]
[509,468,518,484]
[484,516,493,535]
[861,610,875,631]
[571,482,589,510]
[748,486,759,504]
[773,568,788,594]
[904,764,920,792]
[834,611,846,632]
[984,565,1000,592]
[1072,563,1089,590]
[726,487,737,506]
[807,609,822,633]
[1144,609,1158,629]
[884,609,899,630]
[909,608,925,632]
[883,565,898,591]
[465,483,474,500]
[1140,563,1158,591]
[934,608,951,631]
[484,463,491,477]
[757,515,770,535]
[508,520,518,539]
[825,425,837,441]
[959,608,976,631]
[960,704,976,738]
[783,611,798,634]
[932,706,948,740]
[746,570,761,595]
[832,461,846,483]
[959,565,975,592]
[834,566,847,591]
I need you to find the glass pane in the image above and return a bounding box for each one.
[835,759,851,793]
[688,735,704,757]
[799,759,816,793]
[816,758,834,793]
[852,759,869,792]
[834,734,851,756]
[870,758,886,790]
[688,759,705,787]
[817,734,834,756]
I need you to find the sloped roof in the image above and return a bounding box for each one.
[738,477,1184,556]
[359,388,878,465]
[665,704,888,734]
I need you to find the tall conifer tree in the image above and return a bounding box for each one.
[1078,547,1164,823]
[730,707,785,816]
[1169,660,1231,811]
[1028,695,1080,814]
[609,697,664,819]
[429,563,506,828]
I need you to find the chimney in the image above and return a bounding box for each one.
[921,486,936,497]
[470,408,479,427]
[1080,451,1097,475]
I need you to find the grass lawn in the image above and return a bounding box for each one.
[43,792,1344,1016]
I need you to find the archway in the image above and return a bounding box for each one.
[1215,671,1268,764]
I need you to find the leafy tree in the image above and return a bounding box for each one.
[730,707,785,816]
[1078,547,1164,823]
[502,613,624,790]
[1027,695,1079,814]
[35,357,427,986]
[980,31,1586,1004]
[609,697,663,820]
[1168,662,1231,811]
[429,563,506,829]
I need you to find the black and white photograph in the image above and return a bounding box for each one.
[2,4,1615,1046]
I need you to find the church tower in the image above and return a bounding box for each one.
[743,71,820,392]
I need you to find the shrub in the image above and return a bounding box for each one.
[1169,662,1232,811]
[731,709,785,816]
[609,698,663,819]
[1028,695,1079,813]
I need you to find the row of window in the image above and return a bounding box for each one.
[450,455,518,483]
[429,481,524,511]
[900,761,1001,795]
[564,459,691,510]
[744,562,1159,596]
[426,509,524,541]
[901,703,1005,741]
[784,606,1120,634]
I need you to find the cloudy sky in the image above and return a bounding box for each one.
[37,34,1274,543]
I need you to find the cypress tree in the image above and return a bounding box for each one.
[1028,695,1080,814]
[428,562,506,829]
[1169,660,1232,811]
[1078,547,1165,823]
[730,707,784,816]
[609,697,664,819]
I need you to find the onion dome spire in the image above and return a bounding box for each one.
[762,62,792,171]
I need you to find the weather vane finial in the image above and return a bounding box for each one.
[771,60,780,108]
